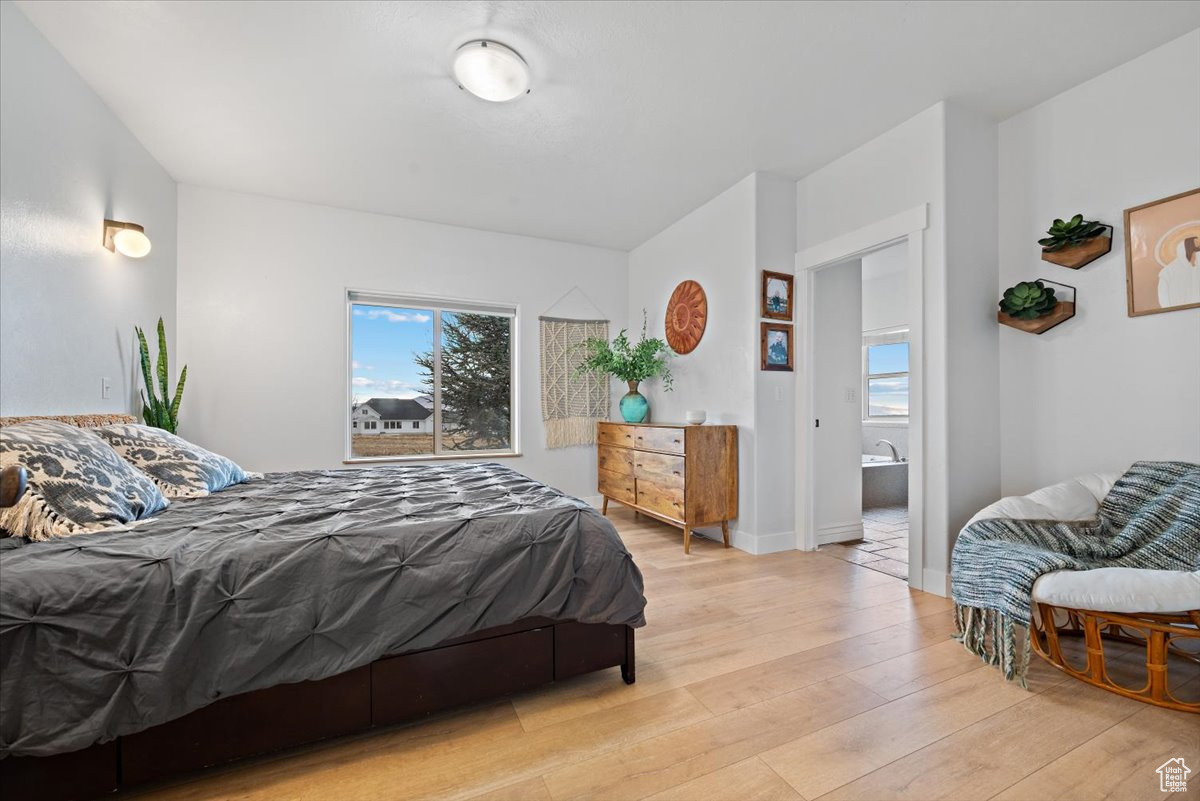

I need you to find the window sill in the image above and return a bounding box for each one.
[862,419,909,427]
[343,451,523,465]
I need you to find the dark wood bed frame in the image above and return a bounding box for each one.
[1,618,635,801]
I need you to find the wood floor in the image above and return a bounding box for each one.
[134,506,1199,801]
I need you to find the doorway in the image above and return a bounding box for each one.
[808,244,910,580]
[794,204,927,589]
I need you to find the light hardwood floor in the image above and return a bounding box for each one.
[135,506,1199,801]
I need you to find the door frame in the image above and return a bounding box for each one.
[794,204,928,590]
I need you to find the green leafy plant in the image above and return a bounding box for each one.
[576,311,674,390]
[999,280,1058,320]
[1038,214,1107,252]
[136,317,187,434]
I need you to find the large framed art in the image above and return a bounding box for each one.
[1124,188,1200,317]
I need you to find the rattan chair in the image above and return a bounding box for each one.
[1030,602,1199,713]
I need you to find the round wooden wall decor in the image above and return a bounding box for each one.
[665,280,707,354]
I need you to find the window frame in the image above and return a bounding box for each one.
[862,326,910,423]
[345,289,521,463]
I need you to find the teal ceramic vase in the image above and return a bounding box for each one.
[620,381,649,423]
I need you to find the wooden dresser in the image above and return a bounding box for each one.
[597,421,738,554]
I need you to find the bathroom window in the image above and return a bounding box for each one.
[863,329,909,419]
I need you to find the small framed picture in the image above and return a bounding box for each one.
[1124,188,1200,317]
[761,270,794,320]
[760,322,793,371]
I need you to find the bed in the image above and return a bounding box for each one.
[0,415,646,800]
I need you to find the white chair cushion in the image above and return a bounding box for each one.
[966,471,1123,527]
[1033,568,1200,614]
[965,467,1198,615]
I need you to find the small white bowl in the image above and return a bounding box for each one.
[685,410,707,425]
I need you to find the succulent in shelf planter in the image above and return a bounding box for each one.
[1038,214,1107,252]
[999,280,1058,320]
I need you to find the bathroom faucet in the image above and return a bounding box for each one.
[876,439,900,463]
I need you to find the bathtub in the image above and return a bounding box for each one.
[863,454,908,508]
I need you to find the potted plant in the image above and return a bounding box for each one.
[136,317,187,434]
[1038,213,1111,269]
[996,279,1078,335]
[577,311,673,423]
[999,280,1058,320]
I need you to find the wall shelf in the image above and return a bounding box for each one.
[998,280,1077,335]
[1040,225,1112,269]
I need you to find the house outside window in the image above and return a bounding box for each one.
[863,328,909,419]
[347,290,517,461]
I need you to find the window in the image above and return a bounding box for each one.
[863,329,909,419]
[348,291,517,460]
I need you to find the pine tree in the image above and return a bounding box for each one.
[416,313,511,450]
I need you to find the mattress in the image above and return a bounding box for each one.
[0,462,646,757]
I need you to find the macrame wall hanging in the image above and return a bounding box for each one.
[539,287,609,449]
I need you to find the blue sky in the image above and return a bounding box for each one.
[351,304,433,403]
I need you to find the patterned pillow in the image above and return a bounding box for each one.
[0,420,169,541]
[95,424,250,499]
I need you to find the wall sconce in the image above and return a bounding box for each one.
[103,219,152,258]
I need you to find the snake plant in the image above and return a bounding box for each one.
[136,317,187,434]
[999,280,1058,320]
[1038,214,1107,252]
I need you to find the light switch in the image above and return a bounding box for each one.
[844,387,856,403]
[101,377,112,400]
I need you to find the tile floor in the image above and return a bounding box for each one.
[818,503,908,579]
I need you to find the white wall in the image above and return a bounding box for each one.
[176,185,627,501]
[626,172,797,552]
[861,243,908,332]
[944,103,1001,542]
[999,30,1200,494]
[0,0,177,417]
[795,101,1002,591]
[795,103,952,589]
[627,175,759,541]
[752,174,798,545]
[813,260,863,542]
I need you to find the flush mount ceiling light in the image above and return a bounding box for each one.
[453,40,530,102]
[103,219,152,258]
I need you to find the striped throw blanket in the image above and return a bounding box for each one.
[951,460,1200,685]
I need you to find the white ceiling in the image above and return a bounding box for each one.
[16,1,1200,250]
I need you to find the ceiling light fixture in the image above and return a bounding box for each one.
[453,40,530,102]
[103,219,152,258]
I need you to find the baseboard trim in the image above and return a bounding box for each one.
[816,520,864,545]
[922,568,949,597]
[723,528,794,555]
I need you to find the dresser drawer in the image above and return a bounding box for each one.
[634,451,685,489]
[637,481,685,522]
[597,424,637,449]
[598,469,636,504]
[633,427,685,455]
[597,445,634,476]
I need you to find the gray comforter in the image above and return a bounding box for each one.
[0,463,646,757]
